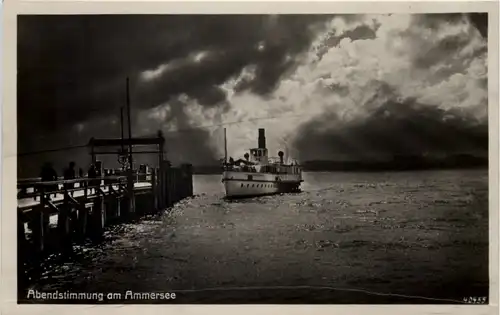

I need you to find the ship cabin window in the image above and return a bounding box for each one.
[262,165,275,173]
[252,149,266,158]
[252,149,263,157]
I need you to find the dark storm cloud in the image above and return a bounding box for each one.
[17,13,488,177]
[317,24,378,60]
[245,15,337,95]
[18,14,333,133]
[153,99,220,165]
[467,13,488,38]
[17,14,333,176]
[413,34,472,69]
[386,14,484,74]
[133,48,250,108]
[293,96,488,162]
[414,12,487,38]
[289,13,488,161]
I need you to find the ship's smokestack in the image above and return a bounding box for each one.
[258,128,266,149]
[278,151,284,164]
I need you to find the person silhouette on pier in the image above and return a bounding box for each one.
[95,161,103,178]
[63,161,76,196]
[78,167,83,178]
[104,169,112,185]
[40,162,58,199]
[88,163,98,194]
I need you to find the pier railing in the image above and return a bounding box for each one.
[17,164,193,259]
[17,174,153,204]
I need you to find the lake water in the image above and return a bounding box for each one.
[25,170,489,304]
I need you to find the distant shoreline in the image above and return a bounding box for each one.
[192,167,488,175]
[192,155,488,175]
[192,166,488,175]
[17,155,487,178]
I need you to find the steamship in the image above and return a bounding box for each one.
[222,128,303,198]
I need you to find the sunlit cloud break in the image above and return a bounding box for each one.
[18,14,488,175]
[153,14,487,161]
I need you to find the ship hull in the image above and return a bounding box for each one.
[222,171,302,198]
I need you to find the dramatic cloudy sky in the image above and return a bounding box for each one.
[18,14,488,176]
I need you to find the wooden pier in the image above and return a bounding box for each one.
[17,132,194,295]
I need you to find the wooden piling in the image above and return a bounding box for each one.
[18,160,195,262]
[128,194,136,218]
[31,197,49,254]
[57,194,73,255]
[120,196,130,221]
[127,170,136,218]
[172,169,178,203]
[166,167,173,206]
[75,203,89,243]
[104,197,119,224]
[17,211,28,297]
[105,200,114,223]
[152,170,157,211]
[90,195,105,241]
[185,164,193,197]
[115,197,122,221]
[135,195,143,216]
[159,162,168,210]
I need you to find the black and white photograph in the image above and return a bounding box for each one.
[3,1,498,309]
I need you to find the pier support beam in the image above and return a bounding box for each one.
[57,202,73,255]
[17,212,28,297]
[17,159,196,264]
[31,205,49,253]
[90,196,106,242]
[75,203,89,243]
[105,200,115,224]
[121,194,136,221]
[120,196,131,221]
[115,197,122,221]
[181,163,193,198]
[126,170,136,219]
[104,198,121,224]
[166,166,175,206]
[135,195,143,216]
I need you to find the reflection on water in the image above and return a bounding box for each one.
[25,170,489,304]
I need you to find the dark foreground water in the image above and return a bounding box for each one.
[23,170,489,304]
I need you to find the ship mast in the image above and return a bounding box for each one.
[120,106,124,152]
[126,77,133,170]
[224,127,228,163]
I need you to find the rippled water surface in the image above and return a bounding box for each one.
[27,170,489,304]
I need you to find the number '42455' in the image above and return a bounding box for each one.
[463,296,487,304]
